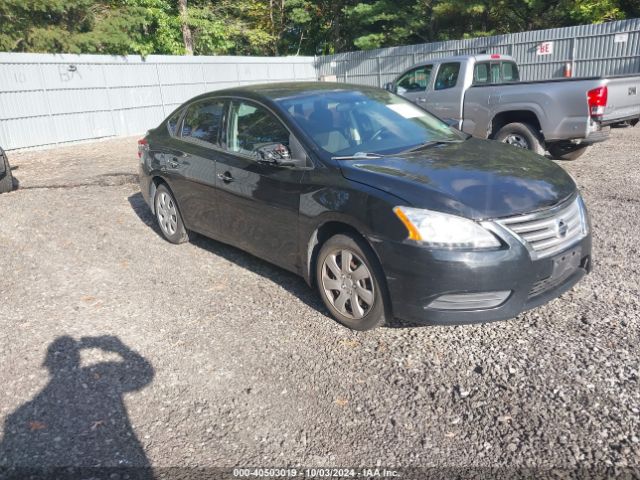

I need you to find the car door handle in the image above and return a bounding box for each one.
[217,172,234,183]
[168,157,179,168]
[417,97,427,103]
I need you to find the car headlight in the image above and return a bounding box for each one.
[576,193,590,235]
[393,206,501,249]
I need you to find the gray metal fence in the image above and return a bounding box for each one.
[2,19,640,150]
[0,53,316,150]
[316,18,640,88]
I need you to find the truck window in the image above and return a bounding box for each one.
[397,65,432,93]
[434,63,460,90]
[474,64,489,84]
[502,62,519,82]
[474,61,520,85]
[490,63,501,83]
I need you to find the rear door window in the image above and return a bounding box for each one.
[180,99,225,147]
[434,63,461,90]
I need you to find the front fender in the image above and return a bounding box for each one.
[298,179,409,284]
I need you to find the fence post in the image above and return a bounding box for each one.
[376,56,382,87]
[100,64,118,137]
[37,64,59,145]
[154,62,166,119]
[201,63,208,92]
[571,37,577,77]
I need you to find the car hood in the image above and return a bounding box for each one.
[338,138,577,220]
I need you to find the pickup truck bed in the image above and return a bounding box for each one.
[464,74,640,142]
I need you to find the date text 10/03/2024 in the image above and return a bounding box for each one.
[232,468,400,478]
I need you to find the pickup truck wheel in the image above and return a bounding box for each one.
[494,122,545,156]
[0,148,14,194]
[547,143,588,161]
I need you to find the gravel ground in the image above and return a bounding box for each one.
[0,128,639,478]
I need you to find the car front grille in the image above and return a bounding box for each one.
[496,196,587,260]
[528,272,571,299]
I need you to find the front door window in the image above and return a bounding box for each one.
[227,101,290,157]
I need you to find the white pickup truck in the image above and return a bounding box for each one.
[386,54,640,159]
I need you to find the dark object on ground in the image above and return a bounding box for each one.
[0,147,14,193]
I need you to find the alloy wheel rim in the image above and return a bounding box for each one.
[321,249,375,320]
[156,192,178,236]
[504,134,529,149]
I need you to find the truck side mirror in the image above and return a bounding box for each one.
[384,82,396,93]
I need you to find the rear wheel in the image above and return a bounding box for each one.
[494,122,545,156]
[547,143,589,161]
[0,148,14,194]
[315,233,389,331]
[154,184,189,244]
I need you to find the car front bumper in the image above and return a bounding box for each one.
[373,232,592,325]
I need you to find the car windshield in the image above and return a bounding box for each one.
[276,89,463,157]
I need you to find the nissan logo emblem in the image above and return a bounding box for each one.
[557,219,568,238]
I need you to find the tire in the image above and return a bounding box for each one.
[315,233,389,331]
[154,184,189,244]
[0,148,14,194]
[494,122,545,156]
[547,143,588,161]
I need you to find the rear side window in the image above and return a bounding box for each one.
[434,63,460,90]
[166,109,183,136]
[180,99,225,147]
[396,65,433,93]
[227,100,290,157]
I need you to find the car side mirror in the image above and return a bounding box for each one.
[256,143,304,167]
[384,82,396,93]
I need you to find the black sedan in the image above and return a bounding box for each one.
[138,82,592,330]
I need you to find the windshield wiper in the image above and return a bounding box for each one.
[331,152,385,160]
[403,139,464,153]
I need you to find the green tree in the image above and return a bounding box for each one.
[0,0,637,55]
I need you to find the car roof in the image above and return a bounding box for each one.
[191,82,382,103]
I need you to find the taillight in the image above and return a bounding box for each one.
[137,137,148,159]
[587,86,608,119]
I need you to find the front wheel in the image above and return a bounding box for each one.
[315,233,389,331]
[494,122,545,156]
[547,143,589,161]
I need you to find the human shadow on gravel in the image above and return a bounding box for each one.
[0,336,155,479]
